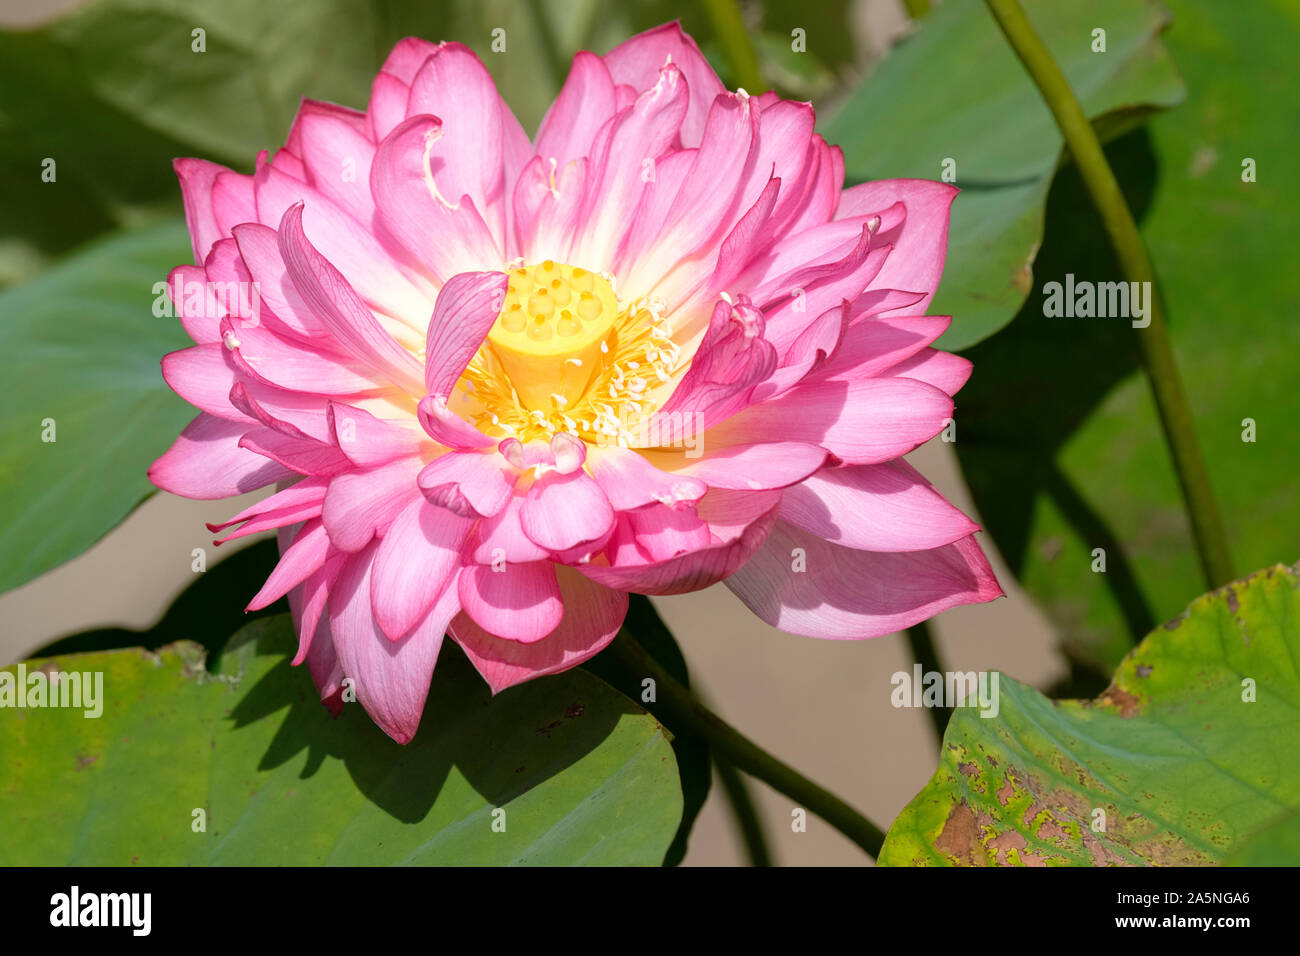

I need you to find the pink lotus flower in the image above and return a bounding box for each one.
[150,23,1002,743]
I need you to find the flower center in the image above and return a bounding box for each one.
[453,261,682,446]
[486,260,618,409]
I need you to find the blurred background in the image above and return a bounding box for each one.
[1,0,1293,864]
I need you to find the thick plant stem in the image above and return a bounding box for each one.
[984,0,1235,590]
[702,0,766,94]
[905,619,951,742]
[713,756,774,866]
[608,626,887,859]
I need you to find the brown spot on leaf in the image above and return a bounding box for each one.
[934,801,982,864]
[1036,818,1070,843]
[1100,685,1142,718]
[988,830,1044,866]
[1012,249,1039,295]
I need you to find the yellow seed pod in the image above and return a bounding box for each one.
[487,261,619,409]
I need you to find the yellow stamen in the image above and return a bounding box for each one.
[454,261,683,445]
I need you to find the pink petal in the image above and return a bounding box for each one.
[289,551,345,668]
[573,63,688,267]
[219,320,382,395]
[725,520,1003,639]
[640,441,827,491]
[811,313,952,383]
[580,489,781,594]
[237,426,352,477]
[452,567,627,693]
[535,51,617,165]
[749,303,847,401]
[878,348,973,396]
[329,401,426,468]
[755,227,890,354]
[370,115,504,283]
[458,561,563,643]
[416,394,496,449]
[367,70,411,142]
[293,109,377,224]
[277,203,425,395]
[712,175,782,289]
[254,162,432,324]
[836,178,959,313]
[737,100,818,237]
[330,543,459,743]
[738,217,865,301]
[423,270,508,396]
[174,158,230,263]
[707,377,953,465]
[321,456,423,552]
[586,445,707,511]
[166,265,221,346]
[621,502,711,561]
[378,36,438,84]
[651,297,776,431]
[406,42,524,244]
[209,475,328,543]
[230,222,331,342]
[417,450,515,518]
[285,98,367,152]
[371,496,471,640]
[246,518,331,610]
[520,470,616,553]
[471,488,550,564]
[160,343,245,422]
[513,154,589,264]
[231,378,336,441]
[163,343,333,441]
[602,21,725,146]
[303,606,346,716]
[210,171,257,238]
[778,460,979,552]
[782,135,843,237]
[149,413,291,499]
[624,92,757,294]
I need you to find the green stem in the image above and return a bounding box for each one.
[702,0,766,94]
[984,0,1235,590]
[905,619,951,742]
[608,624,886,860]
[902,0,932,19]
[713,756,774,866]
